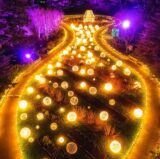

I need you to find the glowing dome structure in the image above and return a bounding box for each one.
[83,10,95,23]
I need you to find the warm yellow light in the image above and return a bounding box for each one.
[48,64,53,69]
[67,112,77,122]
[99,111,109,121]
[19,100,28,109]
[89,87,97,95]
[110,140,121,153]
[39,77,46,84]
[53,82,59,88]
[28,137,34,143]
[57,69,64,76]
[61,81,69,89]
[59,107,65,113]
[109,99,116,106]
[124,68,131,76]
[66,142,78,154]
[70,96,79,105]
[27,86,34,94]
[111,65,117,71]
[50,122,58,131]
[47,69,53,75]
[68,91,74,97]
[36,112,44,120]
[35,125,40,130]
[80,81,87,89]
[87,51,93,58]
[35,75,41,81]
[133,108,143,118]
[87,68,94,76]
[56,62,62,68]
[20,127,31,139]
[80,69,86,75]
[36,94,41,99]
[43,97,52,106]
[80,46,86,51]
[20,113,28,120]
[72,65,79,72]
[57,136,65,145]
[104,83,113,91]
[116,60,123,67]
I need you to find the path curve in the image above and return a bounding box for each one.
[0,23,75,159]
[94,26,160,159]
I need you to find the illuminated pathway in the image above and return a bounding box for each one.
[0,18,159,159]
[0,23,74,159]
[95,26,160,159]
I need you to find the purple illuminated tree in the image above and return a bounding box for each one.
[27,8,64,40]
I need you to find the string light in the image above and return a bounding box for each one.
[110,140,122,153]
[20,127,31,139]
[19,100,28,110]
[104,83,113,91]
[67,112,77,122]
[133,108,143,118]
[66,142,78,154]
[99,111,109,121]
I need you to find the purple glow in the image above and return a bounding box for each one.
[122,20,130,29]
[25,53,31,59]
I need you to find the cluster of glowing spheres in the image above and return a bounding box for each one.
[36,112,44,120]
[104,83,113,91]
[70,96,79,105]
[27,86,34,94]
[20,127,31,139]
[80,81,87,89]
[89,87,97,95]
[50,122,58,131]
[57,136,65,145]
[43,97,52,106]
[109,99,116,106]
[124,68,131,76]
[110,140,122,153]
[20,113,28,120]
[61,81,69,89]
[99,111,109,121]
[19,100,28,109]
[66,142,78,154]
[72,65,79,72]
[133,108,143,118]
[67,112,77,122]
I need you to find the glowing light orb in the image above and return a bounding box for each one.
[48,64,53,69]
[27,86,34,94]
[100,52,106,58]
[57,136,65,145]
[36,94,41,99]
[99,111,109,121]
[50,122,58,131]
[80,81,87,89]
[89,87,97,95]
[79,69,86,75]
[104,83,113,91]
[43,97,52,106]
[47,69,53,75]
[19,100,28,109]
[80,46,86,51]
[124,68,131,76]
[35,125,40,130]
[25,53,31,59]
[72,65,79,72]
[59,107,65,113]
[35,75,41,81]
[111,65,117,71]
[57,69,64,76]
[116,60,123,67]
[133,108,143,118]
[39,77,46,84]
[87,51,93,58]
[70,96,79,105]
[67,112,77,122]
[53,82,59,88]
[61,81,69,89]
[28,137,34,143]
[36,112,44,120]
[66,142,78,154]
[68,91,74,97]
[109,99,116,106]
[110,140,122,153]
[99,62,104,67]
[122,20,130,29]
[87,68,94,76]
[20,113,28,120]
[20,127,31,139]
[56,62,62,68]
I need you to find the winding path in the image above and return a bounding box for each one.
[0,23,74,159]
[94,26,160,159]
